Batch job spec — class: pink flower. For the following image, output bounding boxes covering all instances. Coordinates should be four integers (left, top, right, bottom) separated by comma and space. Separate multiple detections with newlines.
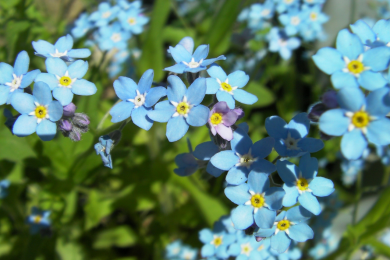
208, 102, 243, 141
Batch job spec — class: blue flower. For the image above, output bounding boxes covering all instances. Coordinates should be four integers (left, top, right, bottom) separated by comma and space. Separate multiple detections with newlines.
319, 87, 390, 159
350, 19, 390, 48
270, 244, 302, 260
278, 8, 306, 36
118, 0, 142, 10
179, 246, 198, 260
0, 180, 10, 199
32, 34, 91, 62
71, 13, 93, 38
210, 128, 276, 185
240, 1, 275, 32
95, 22, 131, 51
225, 170, 285, 230
308, 243, 331, 259
26, 207, 51, 234
254, 206, 313, 254
205, 65, 258, 109
11, 82, 63, 141
118, 5, 149, 34
165, 240, 183, 259
174, 139, 199, 177
265, 112, 324, 158
228, 233, 271, 260
267, 28, 301, 60
94, 135, 114, 169
88, 2, 120, 27
164, 37, 226, 74
35, 58, 97, 106
0, 51, 40, 105
193, 141, 225, 177
304, 0, 325, 4
199, 228, 235, 259
312, 28, 390, 90
110, 69, 166, 130
276, 154, 334, 215
275, 0, 299, 14
147, 76, 209, 142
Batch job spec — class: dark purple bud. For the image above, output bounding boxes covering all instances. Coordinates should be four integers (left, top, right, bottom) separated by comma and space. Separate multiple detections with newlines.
63, 103, 77, 117
69, 129, 81, 142
321, 90, 338, 108
255, 237, 264, 242
73, 113, 90, 127
59, 119, 72, 132
233, 108, 245, 120
308, 102, 327, 123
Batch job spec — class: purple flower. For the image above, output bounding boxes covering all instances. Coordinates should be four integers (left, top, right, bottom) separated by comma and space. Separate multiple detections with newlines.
208, 102, 239, 141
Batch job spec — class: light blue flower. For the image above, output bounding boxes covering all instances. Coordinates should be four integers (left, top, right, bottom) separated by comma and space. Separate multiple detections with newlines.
118, 0, 142, 10
110, 69, 166, 130
193, 141, 225, 177
0, 51, 40, 105
265, 112, 324, 158
11, 82, 63, 141
118, 5, 149, 34
179, 246, 198, 260
205, 65, 258, 109
312, 28, 390, 90
350, 19, 390, 48
304, 0, 325, 4
308, 243, 331, 259
319, 87, 390, 160
199, 228, 235, 259
32, 34, 91, 62
26, 207, 51, 234
0, 180, 10, 199
275, 0, 299, 14
95, 22, 132, 51
228, 233, 271, 260
94, 135, 114, 169
165, 240, 183, 259
210, 128, 276, 185
71, 13, 93, 38
269, 244, 302, 260
279, 8, 306, 36
35, 57, 97, 106
147, 76, 209, 142
164, 37, 226, 74
254, 206, 313, 254
88, 2, 120, 27
225, 170, 285, 230
267, 28, 301, 60
241, 1, 275, 31
276, 154, 334, 215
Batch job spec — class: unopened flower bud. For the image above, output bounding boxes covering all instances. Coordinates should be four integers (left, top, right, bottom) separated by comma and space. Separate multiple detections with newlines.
73, 113, 90, 127
63, 103, 77, 117
308, 102, 327, 123
58, 119, 72, 132
321, 90, 338, 108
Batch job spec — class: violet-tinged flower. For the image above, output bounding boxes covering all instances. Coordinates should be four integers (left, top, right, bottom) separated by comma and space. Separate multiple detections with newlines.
208, 101, 239, 141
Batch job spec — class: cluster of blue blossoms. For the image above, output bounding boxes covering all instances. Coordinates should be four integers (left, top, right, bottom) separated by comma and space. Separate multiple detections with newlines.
238, 0, 329, 60
71, 0, 148, 78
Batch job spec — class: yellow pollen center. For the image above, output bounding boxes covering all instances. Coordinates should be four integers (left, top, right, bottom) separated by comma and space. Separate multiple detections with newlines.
352, 111, 370, 128
243, 246, 250, 253
60, 76, 72, 86
128, 17, 136, 25
347, 60, 364, 74
210, 113, 223, 125
258, 245, 264, 251
35, 106, 47, 119
296, 178, 309, 191
176, 102, 190, 115
221, 82, 233, 92
213, 237, 222, 247
277, 220, 291, 231
310, 12, 318, 20
33, 215, 42, 223
250, 194, 265, 208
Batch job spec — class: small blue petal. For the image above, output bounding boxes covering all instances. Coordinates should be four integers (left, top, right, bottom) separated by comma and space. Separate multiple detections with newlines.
48, 101, 63, 122
11, 93, 35, 114
186, 78, 206, 106
20, 69, 41, 89
276, 160, 298, 184
13, 51, 29, 76
138, 69, 153, 94
226, 166, 249, 185
207, 65, 227, 82
341, 128, 367, 160
312, 47, 344, 75
366, 118, 390, 146
319, 109, 349, 136
362, 46, 390, 72
166, 116, 189, 142
265, 116, 288, 140
205, 78, 219, 94
358, 71, 387, 91
72, 79, 97, 96
288, 223, 314, 242
248, 171, 269, 194
216, 91, 235, 109
288, 113, 310, 138
132, 106, 153, 130
193, 141, 219, 160
298, 138, 324, 153
231, 205, 254, 230
233, 89, 258, 105
36, 120, 57, 141
35, 73, 58, 90
0, 63, 14, 84
271, 231, 291, 253
110, 101, 134, 123
228, 70, 249, 88
193, 45, 209, 61
144, 86, 167, 107
33, 81, 52, 105
210, 150, 238, 171
336, 29, 364, 60
338, 87, 365, 111
187, 105, 209, 127
54, 34, 73, 52
167, 75, 186, 103
68, 60, 88, 79
282, 184, 299, 207
68, 49, 91, 58
331, 71, 359, 89
53, 87, 74, 106
224, 183, 250, 205
12, 115, 37, 137
168, 45, 192, 64
309, 177, 334, 197
231, 128, 253, 155
164, 63, 187, 74
147, 100, 175, 122
45, 58, 67, 76
114, 76, 137, 100
298, 192, 321, 215
254, 207, 276, 229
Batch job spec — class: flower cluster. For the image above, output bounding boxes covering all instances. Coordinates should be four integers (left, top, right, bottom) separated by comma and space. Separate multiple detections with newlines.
238, 0, 329, 60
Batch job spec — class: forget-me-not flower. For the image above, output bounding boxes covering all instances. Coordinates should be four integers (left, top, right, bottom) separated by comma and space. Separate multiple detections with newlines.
118, 0, 142, 10
312, 28, 390, 90
11, 82, 63, 141
147, 75, 209, 142
206, 65, 258, 109
254, 206, 313, 254
96, 22, 131, 51
275, 0, 299, 14
319, 87, 390, 160
350, 19, 390, 48
32, 34, 91, 62
278, 8, 306, 36
26, 207, 51, 234
71, 13, 93, 38
0, 180, 10, 199
95, 135, 115, 169
110, 69, 167, 130
35, 57, 97, 106
210, 128, 276, 185
88, 2, 120, 27
265, 113, 324, 158
0, 51, 40, 105
165, 240, 183, 259
118, 5, 149, 34
225, 170, 285, 230
267, 28, 301, 60
228, 232, 271, 260
164, 37, 226, 74
276, 154, 334, 215
199, 228, 235, 259
208, 102, 240, 141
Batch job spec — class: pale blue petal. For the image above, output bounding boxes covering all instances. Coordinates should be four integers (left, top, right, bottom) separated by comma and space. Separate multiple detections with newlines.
166, 116, 189, 142
216, 91, 235, 109
54, 34, 73, 52
205, 78, 219, 94
298, 138, 324, 153
68, 60, 88, 79
366, 87, 390, 117
206, 162, 225, 177
36, 119, 57, 141
110, 101, 134, 123
228, 243, 241, 256
0, 85, 10, 105
201, 244, 215, 257
48, 101, 63, 122
227, 70, 249, 88
312, 47, 344, 75
350, 19, 376, 44
288, 223, 314, 242
13, 115, 37, 136
193, 141, 219, 160
276, 160, 298, 184
288, 113, 310, 138
6, 89, 22, 105
255, 207, 276, 229
187, 105, 209, 127
72, 79, 97, 96
309, 177, 334, 197
138, 69, 153, 94
68, 49, 91, 58
164, 63, 187, 74
282, 184, 299, 207
264, 187, 285, 210
299, 154, 318, 179
358, 71, 387, 91
11, 93, 35, 114
231, 205, 254, 230
286, 206, 312, 222
186, 78, 206, 105
168, 45, 192, 63
265, 116, 288, 139
210, 150, 238, 171
201, 55, 226, 66
113, 76, 137, 100
20, 69, 41, 89
53, 87, 74, 106
33, 81, 52, 105
34, 73, 58, 90
336, 29, 364, 60
207, 65, 227, 82
147, 100, 175, 122
167, 75, 186, 102
367, 118, 390, 146
251, 159, 276, 175
178, 36, 194, 54
362, 46, 390, 71
331, 71, 358, 89
224, 183, 250, 205
298, 192, 321, 215
144, 86, 167, 107
338, 86, 365, 111
226, 166, 249, 185
271, 231, 290, 253
319, 109, 349, 136
248, 171, 269, 194
32, 40, 55, 57
231, 127, 252, 155
341, 128, 367, 160
254, 227, 276, 238
45, 58, 67, 76
13, 51, 29, 76
233, 89, 258, 105
132, 106, 153, 130
374, 19, 390, 42
193, 45, 209, 61
0, 63, 14, 84
199, 228, 213, 243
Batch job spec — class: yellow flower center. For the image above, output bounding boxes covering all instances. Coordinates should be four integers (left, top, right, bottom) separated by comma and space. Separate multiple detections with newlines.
352, 111, 370, 128
35, 106, 47, 119
210, 112, 223, 125
176, 102, 190, 115
128, 17, 136, 25
347, 60, 364, 74
60, 76, 72, 86
250, 194, 265, 208
310, 12, 318, 21
258, 245, 264, 251
277, 220, 291, 231
212, 236, 223, 247
33, 215, 42, 224
221, 82, 233, 92
296, 178, 309, 191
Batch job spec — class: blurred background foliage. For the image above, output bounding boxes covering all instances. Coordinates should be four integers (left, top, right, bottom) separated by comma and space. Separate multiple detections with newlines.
0, 0, 389, 259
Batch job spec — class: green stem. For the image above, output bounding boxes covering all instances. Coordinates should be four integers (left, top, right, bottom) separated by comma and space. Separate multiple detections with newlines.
96, 99, 121, 131
170, 0, 190, 32
272, 156, 282, 164
350, 0, 356, 24
352, 170, 363, 224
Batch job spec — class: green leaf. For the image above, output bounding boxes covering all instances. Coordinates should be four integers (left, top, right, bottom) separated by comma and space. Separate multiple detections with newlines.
245, 81, 275, 108
84, 190, 114, 230
56, 238, 85, 260
93, 226, 137, 249
0, 129, 35, 162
